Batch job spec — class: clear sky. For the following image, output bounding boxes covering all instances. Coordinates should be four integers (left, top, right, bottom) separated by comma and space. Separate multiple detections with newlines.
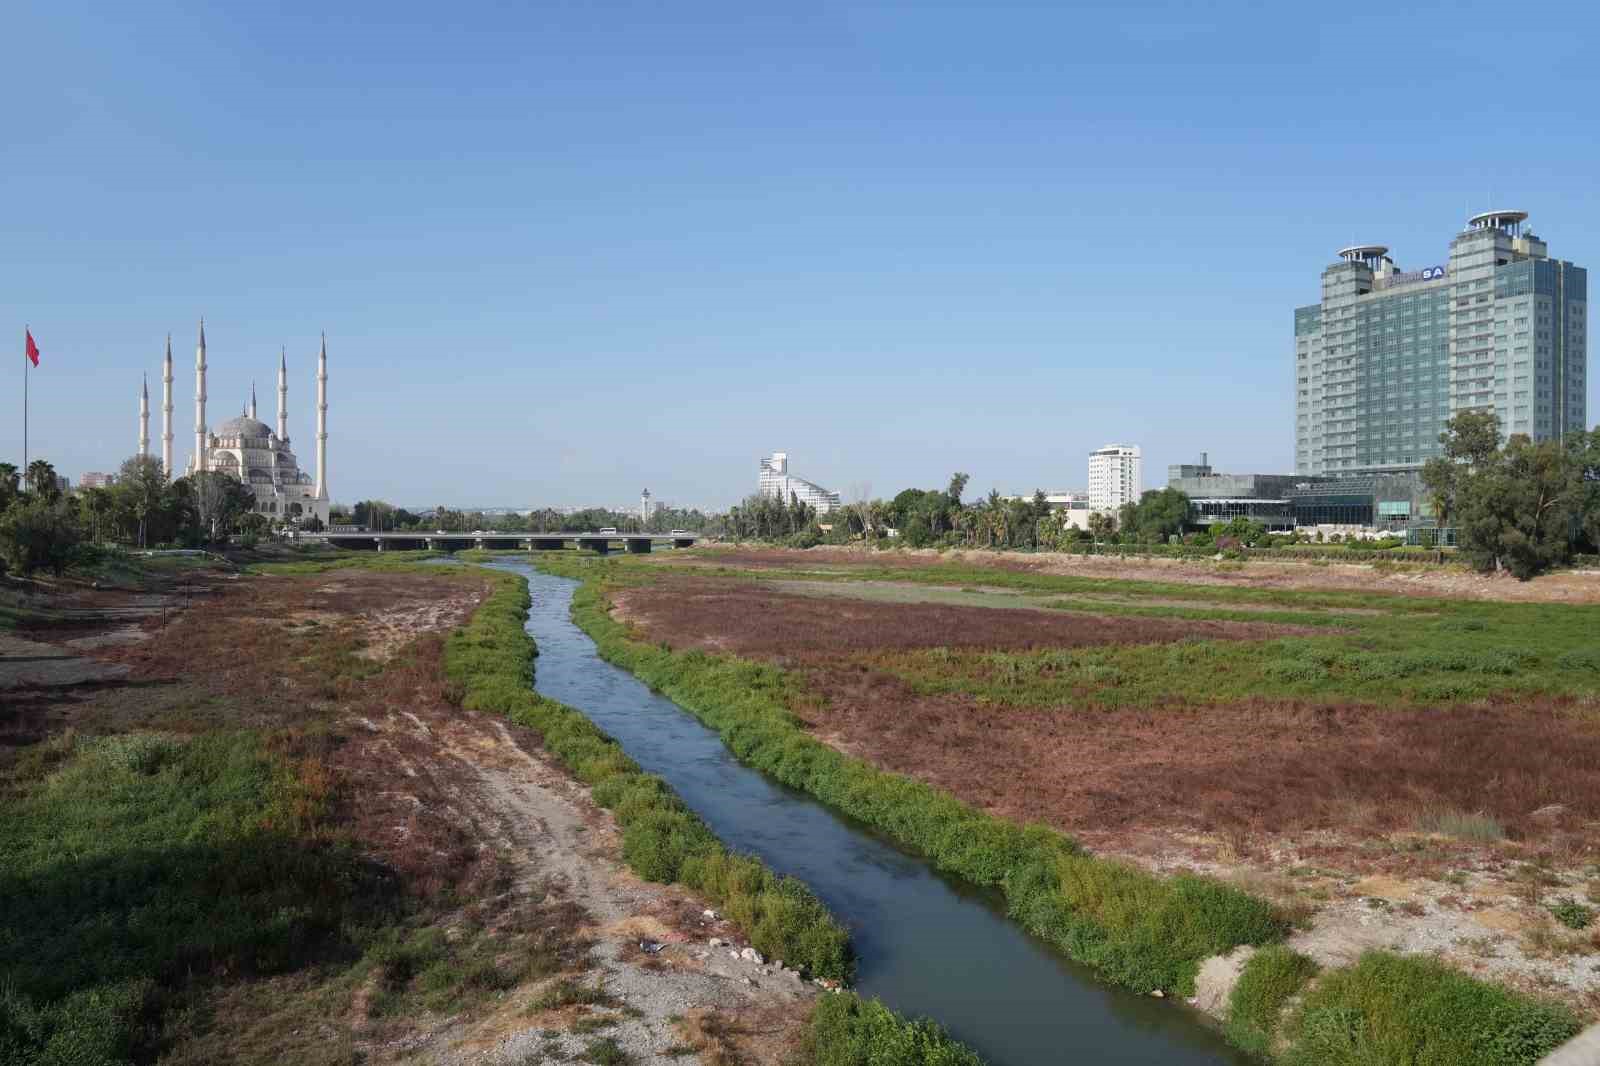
4, 1, 1596, 510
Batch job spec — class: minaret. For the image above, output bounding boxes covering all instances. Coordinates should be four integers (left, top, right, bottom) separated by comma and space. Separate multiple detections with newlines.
162, 334, 174, 476
194, 319, 208, 473
315, 332, 328, 499
276, 347, 288, 442
139, 375, 150, 458
249, 381, 257, 421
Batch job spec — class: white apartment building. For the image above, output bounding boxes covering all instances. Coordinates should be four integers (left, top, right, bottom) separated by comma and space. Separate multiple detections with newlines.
758, 452, 840, 514
1088, 444, 1142, 511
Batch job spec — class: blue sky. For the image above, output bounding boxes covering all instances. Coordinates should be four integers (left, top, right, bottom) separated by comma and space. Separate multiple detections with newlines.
4, 1, 1596, 509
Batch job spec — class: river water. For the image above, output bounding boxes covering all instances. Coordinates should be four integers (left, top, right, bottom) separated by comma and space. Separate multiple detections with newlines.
501, 563, 1253, 1066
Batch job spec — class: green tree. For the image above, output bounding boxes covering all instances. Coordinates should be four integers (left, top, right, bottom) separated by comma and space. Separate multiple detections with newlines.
0, 496, 81, 575
1422, 410, 1503, 528
0, 462, 20, 513
183, 470, 256, 543
1214, 515, 1267, 547
77, 486, 115, 544
1455, 434, 1577, 579
25, 459, 60, 501
114, 455, 172, 548
948, 471, 970, 505
1570, 427, 1600, 553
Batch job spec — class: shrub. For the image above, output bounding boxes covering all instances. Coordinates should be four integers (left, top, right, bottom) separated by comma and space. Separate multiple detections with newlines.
1227, 946, 1318, 1056
806, 992, 985, 1066
1414, 808, 1505, 843
1547, 899, 1595, 930
1280, 951, 1579, 1066
0, 497, 82, 576
444, 571, 851, 981
1556, 648, 1600, 673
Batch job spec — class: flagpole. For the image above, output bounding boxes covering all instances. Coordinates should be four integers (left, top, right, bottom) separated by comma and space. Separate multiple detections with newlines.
22, 324, 28, 491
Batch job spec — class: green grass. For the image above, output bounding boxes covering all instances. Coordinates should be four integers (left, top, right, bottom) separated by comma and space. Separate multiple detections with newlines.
537, 555, 1286, 997
1546, 899, 1595, 931
442, 568, 853, 981
806, 992, 987, 1066
0, 731, 393, 1065
872, 614, 1590, 711
1279, 951, 1579, 1066
580, 1036, 632, 1064
1413, 808, 1506, 843
529, 978, 617, 1011
587, 554, 1600, 711
1226, 946, 1319, 1057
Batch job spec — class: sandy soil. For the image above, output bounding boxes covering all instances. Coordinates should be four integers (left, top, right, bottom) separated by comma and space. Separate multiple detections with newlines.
352, 686, 817, 1065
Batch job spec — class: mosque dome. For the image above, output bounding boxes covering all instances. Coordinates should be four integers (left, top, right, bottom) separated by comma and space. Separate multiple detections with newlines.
216, 415, 272, 439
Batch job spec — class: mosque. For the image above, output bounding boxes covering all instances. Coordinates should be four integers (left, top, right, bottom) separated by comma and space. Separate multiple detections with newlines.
139, 321, 330, 526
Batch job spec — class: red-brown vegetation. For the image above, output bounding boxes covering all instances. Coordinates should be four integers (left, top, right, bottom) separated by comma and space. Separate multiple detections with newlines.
802, 663, 1600, 844
616, 577, 1600, 865
616, 578, 1298, 659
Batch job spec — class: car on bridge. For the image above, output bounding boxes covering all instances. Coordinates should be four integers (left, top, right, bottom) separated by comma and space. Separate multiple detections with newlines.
670, 529, 690, 536
598, 526, 618, 535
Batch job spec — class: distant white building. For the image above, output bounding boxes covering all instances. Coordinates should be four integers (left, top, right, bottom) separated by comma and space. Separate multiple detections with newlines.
1088, 444, 1142, 511
758, 452, 840, 514
1003, 490, 1094, 530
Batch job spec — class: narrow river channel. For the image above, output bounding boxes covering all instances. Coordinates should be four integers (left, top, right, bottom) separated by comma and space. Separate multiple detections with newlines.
501, 564, 1254, 1066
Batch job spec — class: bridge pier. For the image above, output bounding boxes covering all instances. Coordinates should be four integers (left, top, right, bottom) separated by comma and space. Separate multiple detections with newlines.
375, 538, 384, 552
626, 538, 652, 554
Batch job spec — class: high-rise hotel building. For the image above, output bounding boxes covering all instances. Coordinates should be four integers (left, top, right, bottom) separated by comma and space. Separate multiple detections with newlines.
1294, 211, 1586, 476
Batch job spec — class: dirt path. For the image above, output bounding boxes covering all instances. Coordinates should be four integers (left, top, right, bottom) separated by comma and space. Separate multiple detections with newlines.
0, 632, 131, 689
399, 708, 815, 1064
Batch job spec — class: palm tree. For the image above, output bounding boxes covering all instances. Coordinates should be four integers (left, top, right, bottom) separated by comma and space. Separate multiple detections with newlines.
26, 459, 58, 499
0, 462, 18, 511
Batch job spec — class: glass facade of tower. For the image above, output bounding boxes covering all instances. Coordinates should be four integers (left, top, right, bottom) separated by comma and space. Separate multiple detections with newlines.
1295, 214, 1586, 476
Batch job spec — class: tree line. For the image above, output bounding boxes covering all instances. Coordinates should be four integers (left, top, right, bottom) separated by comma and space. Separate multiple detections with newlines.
328, 502, 715, 535
0, 455, 268, 576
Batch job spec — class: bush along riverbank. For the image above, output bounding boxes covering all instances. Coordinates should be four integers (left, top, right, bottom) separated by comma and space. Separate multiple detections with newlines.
446, 565, 995, 1063
540, 555, 1583, 1065
443, 567, 852, 981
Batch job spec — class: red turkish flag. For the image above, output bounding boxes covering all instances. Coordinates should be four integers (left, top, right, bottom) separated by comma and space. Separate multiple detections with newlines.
25, 329, 39, 367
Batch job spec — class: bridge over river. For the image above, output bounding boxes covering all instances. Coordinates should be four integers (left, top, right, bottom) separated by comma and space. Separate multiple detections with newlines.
302, 531, 699, 554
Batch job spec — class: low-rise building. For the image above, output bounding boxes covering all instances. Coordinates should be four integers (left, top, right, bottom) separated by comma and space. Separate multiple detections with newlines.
1002, 491, 1096, 530
79, 471, 117, 489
